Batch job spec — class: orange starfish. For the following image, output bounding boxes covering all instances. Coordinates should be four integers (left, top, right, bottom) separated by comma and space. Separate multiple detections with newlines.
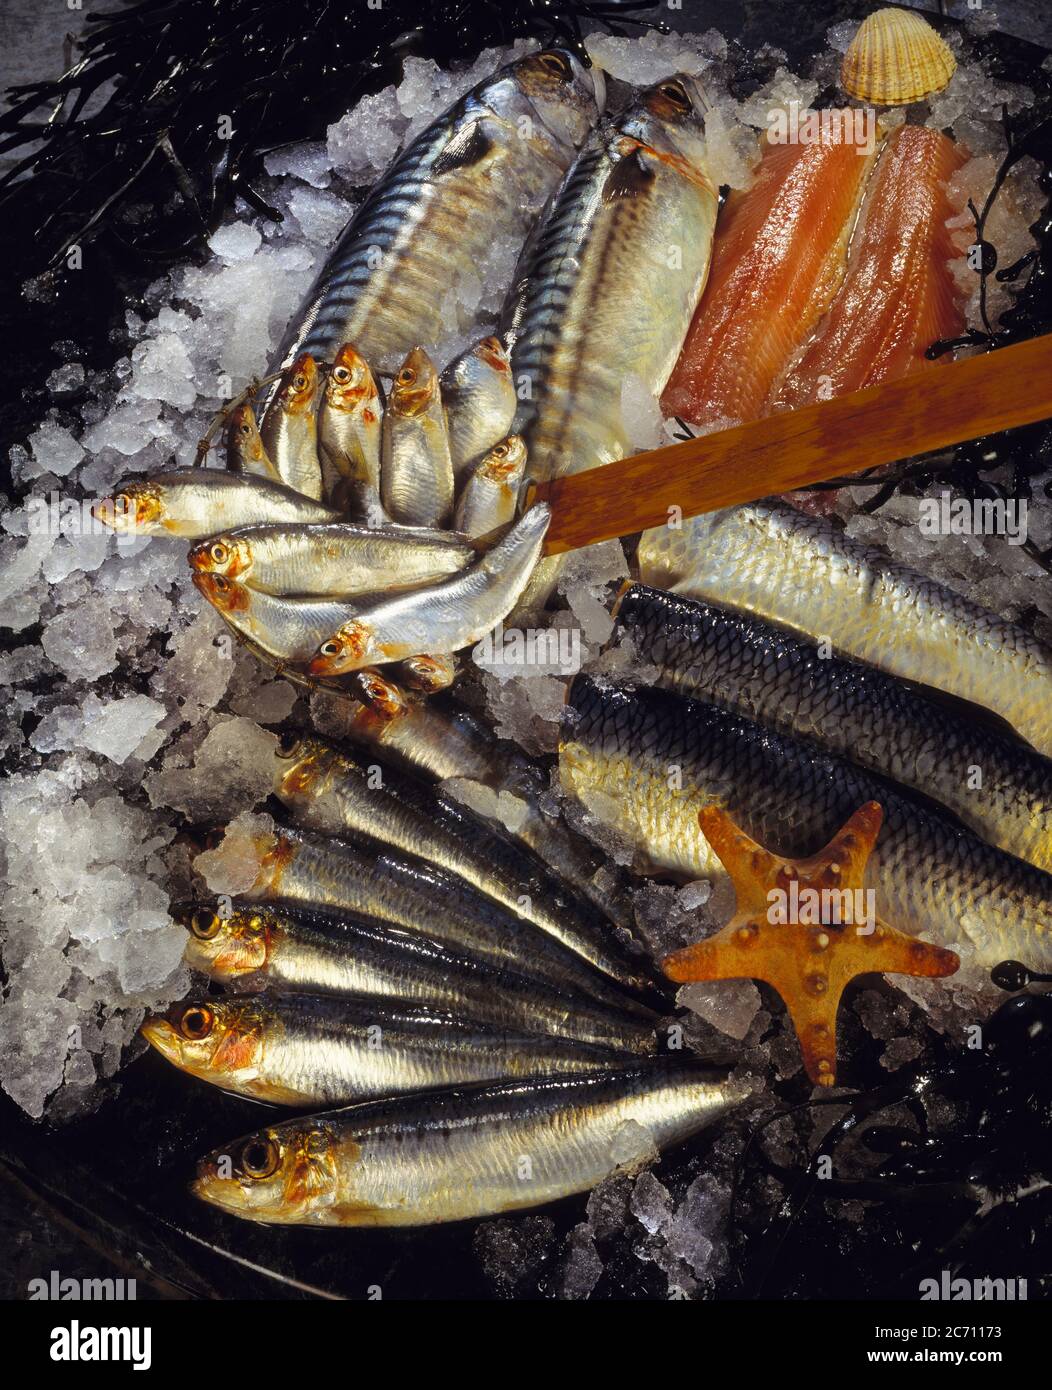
662, 801, 960, 1087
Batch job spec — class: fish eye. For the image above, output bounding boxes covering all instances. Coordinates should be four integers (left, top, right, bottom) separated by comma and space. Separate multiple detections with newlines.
210, 542, 228, 564
493, 443, 509, 457
397, 367, 416, 387
277, 730, 302, 757
191, 911, 222, 940
319, 640, 342, 658
658, 80, 691, 110
293, 374, 308, 391
179, 1004, 214, 1040
239, 1136, 280, 1180
333, 365, 351, 384
539, 51, 572, 79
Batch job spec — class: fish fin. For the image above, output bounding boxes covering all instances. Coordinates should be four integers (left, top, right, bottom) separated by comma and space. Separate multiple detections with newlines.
433, 119, 497, 177
603, 149, 657, 203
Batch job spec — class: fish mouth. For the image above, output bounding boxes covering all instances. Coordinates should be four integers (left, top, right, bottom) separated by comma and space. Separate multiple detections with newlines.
356, 671, 407, 718
191, 1166, 251, 1216
477, 338, 510, 374
140, 1015, 184, 1065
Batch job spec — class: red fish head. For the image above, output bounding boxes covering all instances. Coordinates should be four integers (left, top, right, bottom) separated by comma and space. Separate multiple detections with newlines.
193, 571, 251, 614
281, 354, 319, 415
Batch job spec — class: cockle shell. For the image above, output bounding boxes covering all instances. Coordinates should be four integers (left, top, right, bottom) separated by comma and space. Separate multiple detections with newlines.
840, 8, 956, 107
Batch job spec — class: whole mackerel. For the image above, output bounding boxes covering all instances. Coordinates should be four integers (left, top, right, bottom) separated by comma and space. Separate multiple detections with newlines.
501, 74, 719, 606
268, 49, 604, 389
637, 498, 1052, 757
192, 1060, 748, 1226
615, 583, 1052, 873
561, 677, 1052, 972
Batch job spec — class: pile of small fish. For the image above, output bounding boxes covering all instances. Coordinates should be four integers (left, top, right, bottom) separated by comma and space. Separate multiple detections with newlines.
96, 334, 548, 700
143, 731, 748, 1225
83, 44, 764, 1232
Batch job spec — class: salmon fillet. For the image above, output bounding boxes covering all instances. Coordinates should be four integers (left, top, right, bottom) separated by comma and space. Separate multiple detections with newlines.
768, 124, 969, 412
661, 115, 879, 428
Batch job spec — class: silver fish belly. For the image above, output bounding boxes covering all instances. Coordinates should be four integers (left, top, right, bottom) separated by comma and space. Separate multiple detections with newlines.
188, 521, 475, 598
192, 1060, 747, 1226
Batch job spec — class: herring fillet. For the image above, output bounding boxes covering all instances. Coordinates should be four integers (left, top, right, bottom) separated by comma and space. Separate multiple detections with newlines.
662, 117, 879, 427
266, 49, 604, 388
637, 498, 1052, 758
560, 677, 1052, 971
615, 583, 1052, 873
144, 991, 627, 1107
178, 901, 658, 1052
192, 1061, 746, 1226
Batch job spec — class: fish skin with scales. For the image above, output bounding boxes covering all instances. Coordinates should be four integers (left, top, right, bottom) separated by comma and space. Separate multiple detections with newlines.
187, 520, 475, 598
238, 822, 651, 1014
500, 72, 719, 607
143, 991, 630, 1107
307, 502, 549, 674
93, 470, 338, 539
560, 676, 1052, 972
266, 49, 605, 391
637, 498, 1052, 758
269, 731, 657, 995
614, 583, 1052, 875
191, 1060, 748, 1227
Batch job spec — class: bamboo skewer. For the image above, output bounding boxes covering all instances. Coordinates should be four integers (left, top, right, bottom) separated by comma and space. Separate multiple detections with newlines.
529, 333, 1052, 556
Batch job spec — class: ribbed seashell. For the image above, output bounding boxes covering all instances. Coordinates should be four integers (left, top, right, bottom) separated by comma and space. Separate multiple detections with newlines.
840, 8, 956, 106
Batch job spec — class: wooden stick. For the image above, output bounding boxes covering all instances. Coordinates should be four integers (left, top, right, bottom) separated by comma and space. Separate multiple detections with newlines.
530, 334, 1052, 556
